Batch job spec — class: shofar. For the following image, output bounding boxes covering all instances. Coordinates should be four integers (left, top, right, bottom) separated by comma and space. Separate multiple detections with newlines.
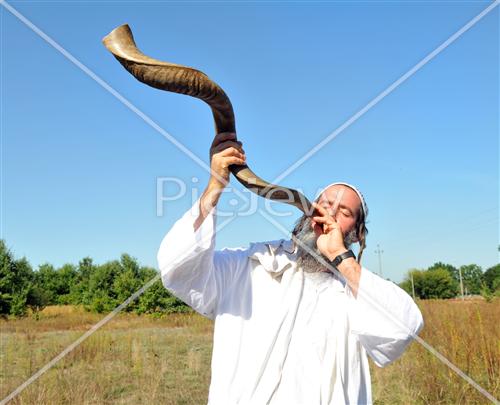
102, 24, 312, 214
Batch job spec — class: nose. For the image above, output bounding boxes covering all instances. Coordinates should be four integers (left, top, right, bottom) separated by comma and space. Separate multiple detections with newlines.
327, 205, 339, 221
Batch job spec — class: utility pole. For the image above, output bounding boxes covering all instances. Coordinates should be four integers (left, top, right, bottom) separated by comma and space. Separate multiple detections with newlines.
374, 244, 384, 278
458, 266, 465, 301
410, 272, 416, 300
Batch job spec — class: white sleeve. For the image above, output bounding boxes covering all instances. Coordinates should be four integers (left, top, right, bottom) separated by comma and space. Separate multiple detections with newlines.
157, 198, 219, 319
346, 267, 424, 367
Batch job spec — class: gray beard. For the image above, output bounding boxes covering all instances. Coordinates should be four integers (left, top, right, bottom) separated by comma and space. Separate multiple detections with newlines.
292, 214, 357, 273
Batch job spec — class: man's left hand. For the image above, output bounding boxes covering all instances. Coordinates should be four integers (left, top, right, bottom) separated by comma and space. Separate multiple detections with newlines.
311, 202, 348, 261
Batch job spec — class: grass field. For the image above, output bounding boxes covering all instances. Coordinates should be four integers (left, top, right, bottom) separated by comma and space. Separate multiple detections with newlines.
1, 299, 499, 405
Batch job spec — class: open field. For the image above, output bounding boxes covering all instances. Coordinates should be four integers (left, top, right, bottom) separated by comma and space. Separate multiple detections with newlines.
1, 300, 499, 405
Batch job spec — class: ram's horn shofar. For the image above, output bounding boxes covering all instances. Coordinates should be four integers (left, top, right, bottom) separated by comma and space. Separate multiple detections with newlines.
102, 24, 312, 214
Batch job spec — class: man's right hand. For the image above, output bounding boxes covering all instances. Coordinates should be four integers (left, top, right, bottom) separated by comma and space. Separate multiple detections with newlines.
195, 132, 246, 231
208, 132, 246, 191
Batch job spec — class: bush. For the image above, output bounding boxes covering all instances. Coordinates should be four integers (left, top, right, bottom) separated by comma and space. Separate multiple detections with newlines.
483, 264, 500, 294
400, 265, 459, 299
0, 239, 190, 316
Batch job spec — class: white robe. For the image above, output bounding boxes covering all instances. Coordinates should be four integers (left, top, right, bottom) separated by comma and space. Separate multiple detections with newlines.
157, 199, 424, 405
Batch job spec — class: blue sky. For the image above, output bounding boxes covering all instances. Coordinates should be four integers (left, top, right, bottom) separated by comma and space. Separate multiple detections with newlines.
2, 1, 498, 282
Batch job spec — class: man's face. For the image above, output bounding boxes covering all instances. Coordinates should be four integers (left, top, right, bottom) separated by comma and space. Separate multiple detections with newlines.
293, 184, 363, 273
310, 185, 361, 239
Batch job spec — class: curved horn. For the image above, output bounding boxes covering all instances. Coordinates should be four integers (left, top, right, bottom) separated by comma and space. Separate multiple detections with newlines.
102, 24, 312, 214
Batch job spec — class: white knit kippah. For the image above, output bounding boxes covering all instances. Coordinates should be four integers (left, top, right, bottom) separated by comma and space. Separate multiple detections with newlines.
315, 182, 368, 218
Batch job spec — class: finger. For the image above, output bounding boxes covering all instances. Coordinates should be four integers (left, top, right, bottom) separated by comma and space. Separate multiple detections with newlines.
218, 147, 245, 160
219, 141, 243, 152
211, 132, 237, 148
312, 201, 327, 212
324, 223, 340, 233
312, 215, 333, 224
310, 219, 321, 232
312, 202, 331, 218
313, 213, 338, 223
212, 141, 244, 155
222, 156, 246, 168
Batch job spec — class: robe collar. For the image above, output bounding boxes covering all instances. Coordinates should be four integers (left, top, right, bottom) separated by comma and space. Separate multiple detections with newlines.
248, 238, 346, 290
248, 238, 297, 278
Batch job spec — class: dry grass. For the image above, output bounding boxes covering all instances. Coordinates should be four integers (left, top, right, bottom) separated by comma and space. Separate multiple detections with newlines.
1, 300, 499, 404
371, 298, 499, 405
1, 307, 213, 405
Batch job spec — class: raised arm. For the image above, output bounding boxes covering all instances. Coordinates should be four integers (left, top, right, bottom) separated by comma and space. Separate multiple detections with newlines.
157, 132, 246, 318
194, 132, 246, 231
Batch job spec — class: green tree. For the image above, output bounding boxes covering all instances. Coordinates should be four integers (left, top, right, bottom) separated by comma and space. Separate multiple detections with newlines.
427, 262, 459, 282
67, 257, 95, 305
1, 240, 190, 316
56, 264, 79, 304
0, 240, 16, 314
137, 272, 189, 314
0, 241, 39, 316
399, 267, 458, 299
459, 264, 483, 295
113, 255, 142, 310
26, 284, 50, 315
420, 268, 458, 299
483, 264, 500, 293
399, 268, 420, 298
84, 260, 122, 312
34, 264, 58, 304
34, 263, 78, 305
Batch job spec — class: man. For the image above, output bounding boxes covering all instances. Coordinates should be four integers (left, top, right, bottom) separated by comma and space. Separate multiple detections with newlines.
157, 132, 424, 405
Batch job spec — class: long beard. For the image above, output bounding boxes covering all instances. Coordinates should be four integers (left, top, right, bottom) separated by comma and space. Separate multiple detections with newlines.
292, 214, 357, 273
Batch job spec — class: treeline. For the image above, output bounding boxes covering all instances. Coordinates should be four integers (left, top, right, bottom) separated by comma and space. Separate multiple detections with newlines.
2, 239, 499, 317
399, 262, 500, 300
0, 240, 189, 317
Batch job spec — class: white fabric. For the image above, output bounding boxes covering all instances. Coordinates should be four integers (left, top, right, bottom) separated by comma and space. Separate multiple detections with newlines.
157, 199, 424, 405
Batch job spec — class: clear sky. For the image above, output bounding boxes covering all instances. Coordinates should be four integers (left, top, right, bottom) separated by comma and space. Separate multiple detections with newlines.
2, 0, 498, 282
